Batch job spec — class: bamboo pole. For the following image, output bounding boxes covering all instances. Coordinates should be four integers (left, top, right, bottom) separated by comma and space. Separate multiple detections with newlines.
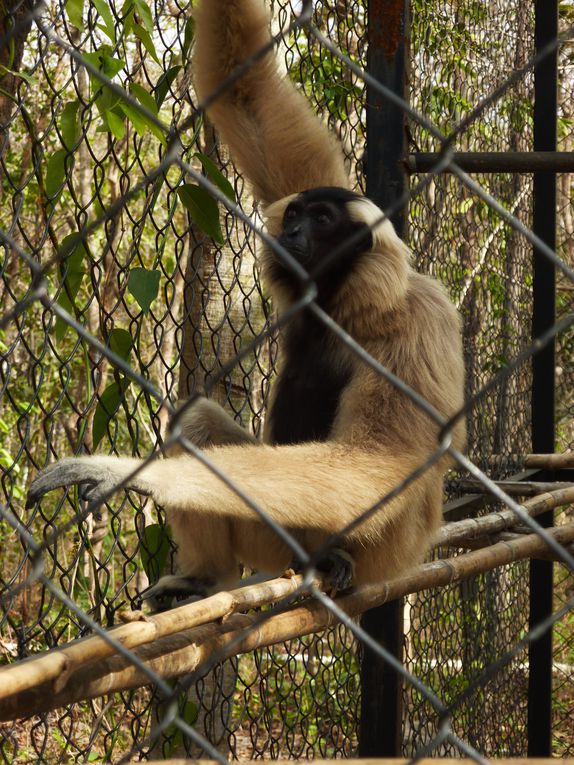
1, 523, 572, 722
0, 572, 322, 700
457, 479, 574, 496
488, 452, 574, 470
434, 486, 574, 548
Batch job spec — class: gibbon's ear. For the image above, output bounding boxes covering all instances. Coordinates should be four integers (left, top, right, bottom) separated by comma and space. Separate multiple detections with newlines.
193, 0, 350, 204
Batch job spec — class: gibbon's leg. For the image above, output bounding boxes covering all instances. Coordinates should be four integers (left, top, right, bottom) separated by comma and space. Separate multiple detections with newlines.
27, 446, 440, 586
193, 0, 350, 204
154, 398, 259, 606
167, 398, 258, 454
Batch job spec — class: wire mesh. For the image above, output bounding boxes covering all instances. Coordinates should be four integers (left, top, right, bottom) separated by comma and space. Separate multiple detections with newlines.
0, 0, 572, 762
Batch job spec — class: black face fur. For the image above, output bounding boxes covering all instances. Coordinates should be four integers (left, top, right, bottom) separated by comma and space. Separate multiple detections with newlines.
269, 187, 373, 304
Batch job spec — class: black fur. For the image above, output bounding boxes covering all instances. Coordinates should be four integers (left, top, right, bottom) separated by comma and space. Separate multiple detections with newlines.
267, 189, 373, 445
268, 313, 352, 445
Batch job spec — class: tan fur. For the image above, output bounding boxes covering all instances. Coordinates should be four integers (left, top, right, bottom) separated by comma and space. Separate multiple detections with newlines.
28, 0, 466, 595
193, 0, 349, 204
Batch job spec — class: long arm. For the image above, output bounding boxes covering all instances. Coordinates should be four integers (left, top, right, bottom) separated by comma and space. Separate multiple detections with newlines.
193, 0, 350, 204
27, 445, 433, 545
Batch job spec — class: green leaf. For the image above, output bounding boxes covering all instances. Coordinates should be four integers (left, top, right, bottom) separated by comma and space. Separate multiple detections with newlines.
83, 48, 125, 82
55, 233, 87, 341
55, 292, 74, 341
134, 0, 154, 33
130, 82, 158, 116
93, 379, 130, 448
119, 100, 166, 144
182, 15, 195, 62
60, 101, 81, 150
132, 22, 160, 65
195, 153, 236, 202
154, 65, 180, 108
45, 149, 68, 204
177, 184, 224, 245
92, 0, 116, 42
108, 327, 133, 361
66, 0, 84, 29
59, 233, 88, 298
140, 523, 171, 584
0, 64, 36, 86
104, 108, 126, 139
128, 267, 160, 313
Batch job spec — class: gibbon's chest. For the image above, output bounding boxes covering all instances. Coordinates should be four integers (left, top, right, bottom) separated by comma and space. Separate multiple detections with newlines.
267, 319, 352, 445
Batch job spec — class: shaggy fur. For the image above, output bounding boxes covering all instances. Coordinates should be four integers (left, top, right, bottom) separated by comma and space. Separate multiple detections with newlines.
27, 0, 466, 597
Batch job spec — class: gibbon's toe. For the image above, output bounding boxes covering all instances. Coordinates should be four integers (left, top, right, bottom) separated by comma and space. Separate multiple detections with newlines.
290, 548, 355, 592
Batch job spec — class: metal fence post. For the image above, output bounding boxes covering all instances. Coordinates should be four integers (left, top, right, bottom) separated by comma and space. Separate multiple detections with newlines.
359, 0, 409, 756
528, 0, 558, 756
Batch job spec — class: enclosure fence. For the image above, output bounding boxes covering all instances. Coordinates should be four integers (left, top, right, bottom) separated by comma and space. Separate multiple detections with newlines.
0, 0, 573, 762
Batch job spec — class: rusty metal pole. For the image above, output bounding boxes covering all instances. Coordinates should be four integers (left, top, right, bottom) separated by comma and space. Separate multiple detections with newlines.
359, 0, 409, 756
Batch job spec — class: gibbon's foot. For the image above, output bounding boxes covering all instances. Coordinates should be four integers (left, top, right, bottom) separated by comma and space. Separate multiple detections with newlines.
141, 574, 216, 612
291, 548, 355, 592
26, 458, 150, 509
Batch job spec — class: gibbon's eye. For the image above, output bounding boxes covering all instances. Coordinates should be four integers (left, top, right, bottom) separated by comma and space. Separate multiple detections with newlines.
284, 206, 298, 221
314, 209, 334, 226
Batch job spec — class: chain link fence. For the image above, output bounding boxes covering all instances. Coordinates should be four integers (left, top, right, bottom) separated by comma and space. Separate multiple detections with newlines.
0, 0, 573, 762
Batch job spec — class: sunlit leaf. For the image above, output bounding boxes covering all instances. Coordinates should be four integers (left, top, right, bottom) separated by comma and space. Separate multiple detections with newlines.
130, 82, 158, 116
132, 22, 160, 65
92, 0, 116, 42
133, 0, 154, 31
66, 0, 84, 30
104, 107, 126, 139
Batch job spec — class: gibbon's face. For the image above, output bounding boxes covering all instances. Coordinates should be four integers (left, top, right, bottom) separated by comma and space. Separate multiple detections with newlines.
274, 187, 373, 298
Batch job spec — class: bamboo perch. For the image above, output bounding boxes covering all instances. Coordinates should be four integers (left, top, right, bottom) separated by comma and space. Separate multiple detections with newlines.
9, 484, 571, 703
1, 485, 571, 707
489, 452, 574, 470
0, 572, 323, 701
457, 479, 574, 496
1, 523, 573, 722
434, 485, 574, 549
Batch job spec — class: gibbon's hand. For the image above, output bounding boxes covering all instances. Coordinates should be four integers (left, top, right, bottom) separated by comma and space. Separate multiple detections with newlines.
26, 457, 151, 508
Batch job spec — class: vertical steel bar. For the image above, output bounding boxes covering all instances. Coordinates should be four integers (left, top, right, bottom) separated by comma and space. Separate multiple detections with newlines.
359, 0, 409, 756
528, 0, 557, 756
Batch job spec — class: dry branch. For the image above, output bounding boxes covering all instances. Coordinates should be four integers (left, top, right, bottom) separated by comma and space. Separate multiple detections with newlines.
1, 523, 573, 722
435, 486, 574, 548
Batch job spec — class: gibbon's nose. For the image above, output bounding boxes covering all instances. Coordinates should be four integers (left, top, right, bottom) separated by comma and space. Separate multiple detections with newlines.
283, 225, 307, 255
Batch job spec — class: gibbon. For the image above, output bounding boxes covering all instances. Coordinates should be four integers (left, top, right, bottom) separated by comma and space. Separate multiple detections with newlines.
27, 0, 465, 604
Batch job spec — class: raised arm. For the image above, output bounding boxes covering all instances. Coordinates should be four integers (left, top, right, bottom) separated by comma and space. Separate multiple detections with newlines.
193, 0, 350, 204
